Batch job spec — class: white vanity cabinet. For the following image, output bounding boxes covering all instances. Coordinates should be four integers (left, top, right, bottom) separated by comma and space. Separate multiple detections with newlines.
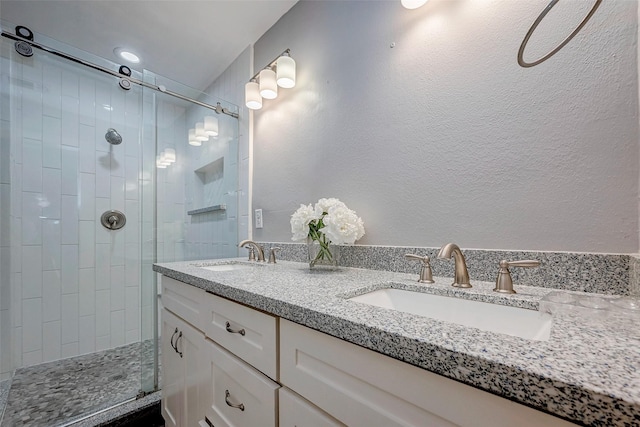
161, 275, 578, 427
161, 276, 280, 427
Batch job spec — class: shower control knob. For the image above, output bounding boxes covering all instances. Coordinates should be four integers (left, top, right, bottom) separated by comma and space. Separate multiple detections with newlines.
101, 210, 126, 230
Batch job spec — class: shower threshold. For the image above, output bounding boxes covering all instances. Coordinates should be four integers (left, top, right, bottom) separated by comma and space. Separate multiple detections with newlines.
1, 341, 158, 427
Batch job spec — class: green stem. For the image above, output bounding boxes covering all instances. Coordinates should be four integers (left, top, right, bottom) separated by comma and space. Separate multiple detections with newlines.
309, 232, 333, 262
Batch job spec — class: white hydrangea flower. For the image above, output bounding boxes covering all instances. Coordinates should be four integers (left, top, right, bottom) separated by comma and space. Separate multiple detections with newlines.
314, 198, 346, 217
322, 205, 365, 245
290, 204, 318, 241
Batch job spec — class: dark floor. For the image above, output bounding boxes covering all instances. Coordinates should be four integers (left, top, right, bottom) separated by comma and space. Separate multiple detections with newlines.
102, 403, 164, 427
1, 342, 158, 427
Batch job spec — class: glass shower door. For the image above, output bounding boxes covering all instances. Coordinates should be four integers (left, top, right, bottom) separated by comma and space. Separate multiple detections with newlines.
140, 70, 240, 393
0, 26, 147, 426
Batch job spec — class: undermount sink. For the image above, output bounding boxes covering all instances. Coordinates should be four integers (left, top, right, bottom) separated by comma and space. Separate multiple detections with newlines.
349, 288, 552, 341
196, 262, 262, 272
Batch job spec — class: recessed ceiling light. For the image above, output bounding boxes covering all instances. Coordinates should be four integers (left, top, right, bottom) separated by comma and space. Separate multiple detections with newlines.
113, 47, 140, 64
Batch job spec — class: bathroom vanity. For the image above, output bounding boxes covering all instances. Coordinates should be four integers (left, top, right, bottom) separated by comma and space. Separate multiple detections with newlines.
154, 259, 640, 427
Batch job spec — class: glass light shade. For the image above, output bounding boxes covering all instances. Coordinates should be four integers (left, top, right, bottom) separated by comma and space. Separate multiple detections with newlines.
245, 81, 262, 110
156, 156, 167, 168
188, 129, 201, 146
204, 116, 219, 136
195, 122, 208, 141
164, 148, 176, 163
401, 0, 427, 9
259, 68, 278, 99
276, 55, 296, 88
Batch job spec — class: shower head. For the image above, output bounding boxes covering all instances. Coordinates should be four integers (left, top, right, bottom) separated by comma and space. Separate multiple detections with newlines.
105, 128, 122, 145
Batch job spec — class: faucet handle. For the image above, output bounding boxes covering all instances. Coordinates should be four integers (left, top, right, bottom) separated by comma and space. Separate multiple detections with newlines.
494, 259, 540, 294
404, 254, 435, 284
246, 247, 256, 262
268, 247, 281, 264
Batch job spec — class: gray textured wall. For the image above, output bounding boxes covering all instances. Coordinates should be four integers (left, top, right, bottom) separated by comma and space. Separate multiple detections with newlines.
252, 0, 639, 253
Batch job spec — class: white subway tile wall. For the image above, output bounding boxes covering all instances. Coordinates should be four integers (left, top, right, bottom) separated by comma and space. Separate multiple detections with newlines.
1, 52, 144, 374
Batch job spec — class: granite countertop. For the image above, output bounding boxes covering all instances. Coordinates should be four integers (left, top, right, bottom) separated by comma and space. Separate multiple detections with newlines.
153, 258, 640, 426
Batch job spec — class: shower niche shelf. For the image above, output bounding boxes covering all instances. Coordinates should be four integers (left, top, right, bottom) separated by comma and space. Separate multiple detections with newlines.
188, 205, 227, 216
189, 157, 226, 215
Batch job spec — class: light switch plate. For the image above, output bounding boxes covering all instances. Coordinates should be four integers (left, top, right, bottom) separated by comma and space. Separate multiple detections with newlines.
255, 209, 263, 229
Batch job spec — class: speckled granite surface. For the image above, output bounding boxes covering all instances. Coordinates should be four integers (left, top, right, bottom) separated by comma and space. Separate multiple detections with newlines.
154, 258, 640, 426
259, 242, 634, 295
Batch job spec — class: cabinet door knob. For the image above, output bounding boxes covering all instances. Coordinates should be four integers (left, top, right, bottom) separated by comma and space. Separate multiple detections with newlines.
225, 321, 246, 336
225, 389, 245, 411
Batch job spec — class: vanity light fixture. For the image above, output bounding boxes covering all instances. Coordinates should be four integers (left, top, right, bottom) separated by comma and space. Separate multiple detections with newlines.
188, 129, 201, 146
245, 79, 263, 110
401, 0, 428, 9
276, 53, 296, 88
204, 116, 219, 137
245, 48, 295, 110
259, 68, 278, 99
164, 148, 176, 163
156, 153, 169, 168
194, 122, 208, 142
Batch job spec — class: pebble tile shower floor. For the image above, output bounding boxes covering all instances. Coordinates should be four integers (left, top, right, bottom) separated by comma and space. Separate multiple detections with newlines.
0, 341, 157, 427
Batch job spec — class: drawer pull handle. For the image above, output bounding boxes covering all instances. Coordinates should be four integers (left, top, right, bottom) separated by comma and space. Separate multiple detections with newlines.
225, 321, 246, 336
225, 389, 245, 411
170, 327, 178, 351
176, 331, 183, 358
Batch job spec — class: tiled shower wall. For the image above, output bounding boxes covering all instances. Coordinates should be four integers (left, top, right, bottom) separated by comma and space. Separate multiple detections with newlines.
155, 97, 240, 263
196, 45, 251, 247
0, 48, 143, 376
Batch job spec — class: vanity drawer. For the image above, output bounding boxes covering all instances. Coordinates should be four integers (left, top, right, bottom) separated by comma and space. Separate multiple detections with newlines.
279, 387, 345, 427
201, 292, 278, 380
161, 276, 205, 330
203, 339, 280, 427
280, 319, 576, 427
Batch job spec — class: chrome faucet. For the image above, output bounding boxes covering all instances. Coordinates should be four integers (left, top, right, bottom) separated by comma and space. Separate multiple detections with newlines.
437, 243, 471, 288
238, 240, 265, 262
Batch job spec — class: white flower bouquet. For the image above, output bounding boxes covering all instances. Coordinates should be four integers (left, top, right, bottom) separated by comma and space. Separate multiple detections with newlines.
290, 198, 365, 267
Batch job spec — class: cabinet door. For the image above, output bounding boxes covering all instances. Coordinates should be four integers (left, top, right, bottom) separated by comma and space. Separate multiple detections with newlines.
162, 308, 207, 427
178, 313, 207, 427
161, 308, 184, 427
279, 387, 345, 427
202, 339, 280, 427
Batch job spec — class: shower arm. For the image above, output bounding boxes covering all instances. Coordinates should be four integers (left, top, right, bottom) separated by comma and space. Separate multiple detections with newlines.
0, 29, 239, 119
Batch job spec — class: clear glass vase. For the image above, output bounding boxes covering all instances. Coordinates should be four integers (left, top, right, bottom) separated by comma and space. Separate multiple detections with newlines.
307, 236, 340, 270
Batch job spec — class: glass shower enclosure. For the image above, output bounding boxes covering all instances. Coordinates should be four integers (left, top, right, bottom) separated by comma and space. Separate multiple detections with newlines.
0, 21, 240, 426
